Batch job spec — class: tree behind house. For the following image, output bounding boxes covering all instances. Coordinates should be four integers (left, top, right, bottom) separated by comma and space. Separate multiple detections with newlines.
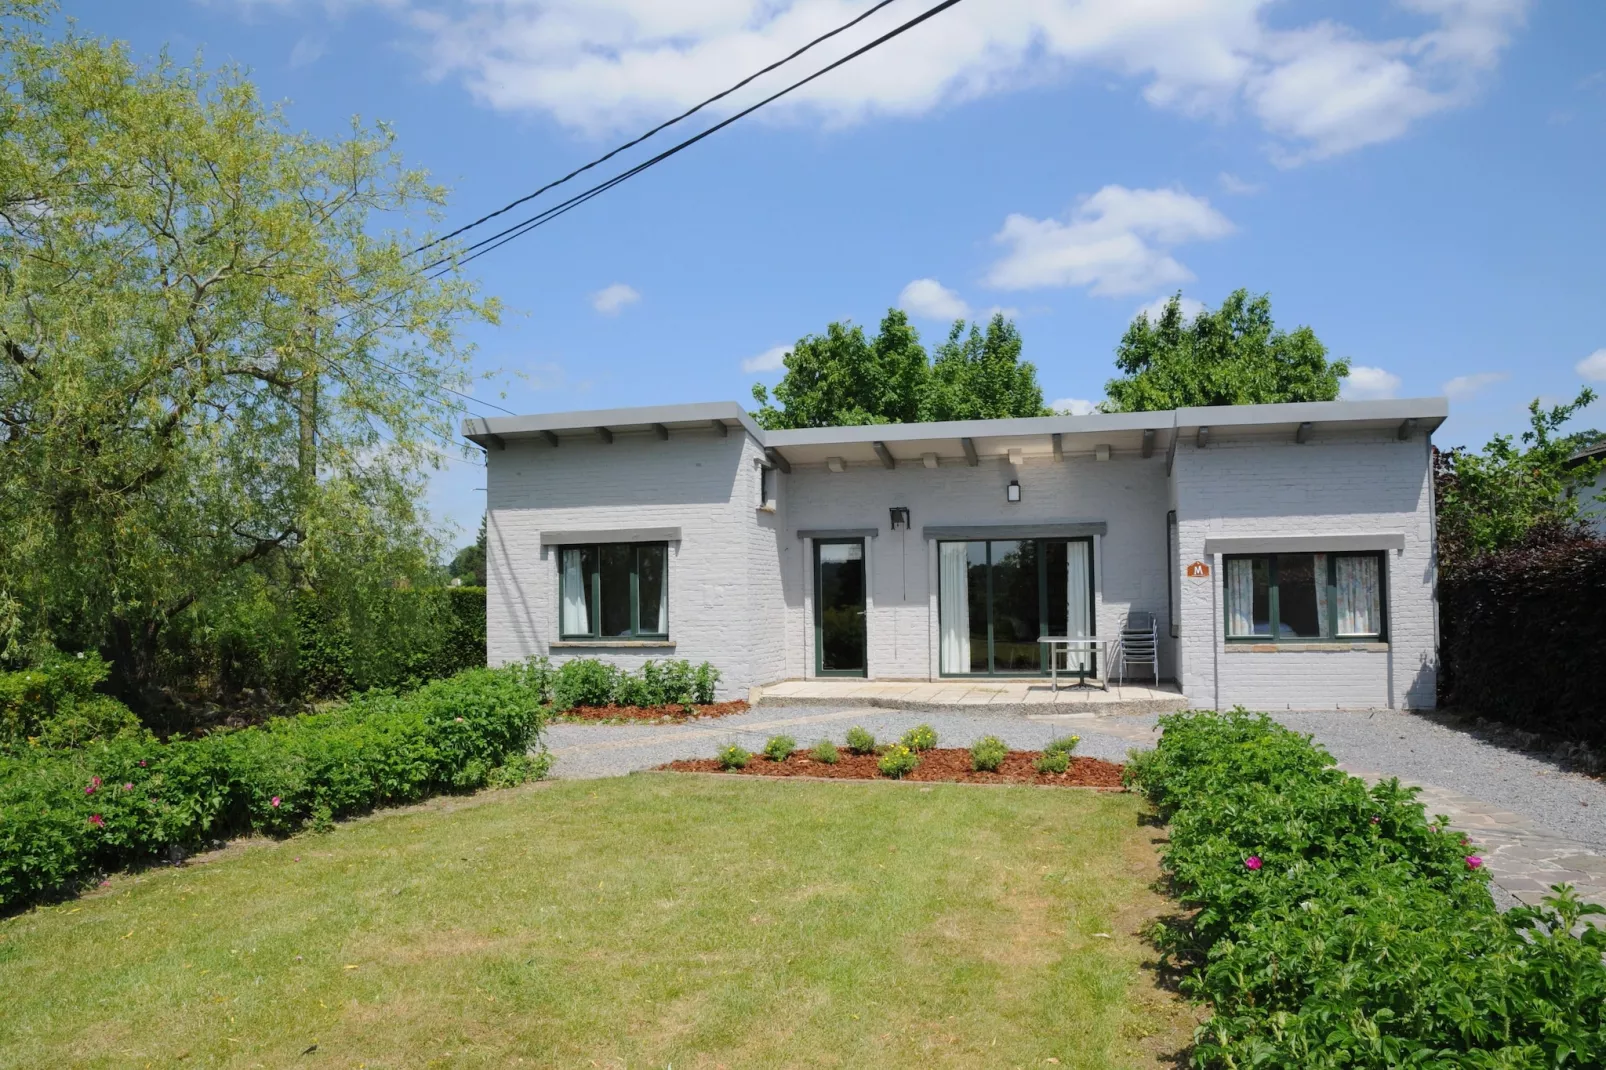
1103, 290, 1350, 412
750, 309, 1047, 429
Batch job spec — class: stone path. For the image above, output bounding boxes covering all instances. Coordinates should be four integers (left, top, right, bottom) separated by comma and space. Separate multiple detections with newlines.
1346, 771, 1606, 912
542, 706, 1606, 913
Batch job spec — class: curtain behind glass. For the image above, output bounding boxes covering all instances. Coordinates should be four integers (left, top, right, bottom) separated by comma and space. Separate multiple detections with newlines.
1226, 558, 1256, 636
938, 542, 971, 674
561, 548, 591, 635
1066, 540, 1092, 672
1335, 555, 1381, 635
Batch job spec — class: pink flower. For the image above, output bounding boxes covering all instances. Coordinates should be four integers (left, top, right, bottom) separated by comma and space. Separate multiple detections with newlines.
1466, 856, 1483, 869
84, 783, 96, 795
88, 814, 104, 828
137, 760, 147, 767
1244, 856, 1262, 871
454, 717, 464, 723
91, 776, 101, 787
122, 783, 133, 791
270, 796, 281, 808
1370, 816, 1380, 825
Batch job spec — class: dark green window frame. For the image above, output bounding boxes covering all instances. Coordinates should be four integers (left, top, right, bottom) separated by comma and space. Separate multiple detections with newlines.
936, 536, 1096, 677
557, 542, 670, 640
1222, 551, 1387, 643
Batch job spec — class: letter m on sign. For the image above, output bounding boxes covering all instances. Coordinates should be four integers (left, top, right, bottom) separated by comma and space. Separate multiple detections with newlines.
1185, 561, 1211, 579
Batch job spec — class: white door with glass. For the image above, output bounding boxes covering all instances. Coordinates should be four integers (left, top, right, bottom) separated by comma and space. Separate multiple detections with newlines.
938, 537, 1093, 675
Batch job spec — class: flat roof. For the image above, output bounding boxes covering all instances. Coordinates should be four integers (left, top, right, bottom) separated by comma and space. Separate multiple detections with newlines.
463, 397, 1448, 466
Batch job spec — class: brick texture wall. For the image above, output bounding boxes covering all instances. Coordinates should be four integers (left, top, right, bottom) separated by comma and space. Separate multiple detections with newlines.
1171, 429, 1438, 710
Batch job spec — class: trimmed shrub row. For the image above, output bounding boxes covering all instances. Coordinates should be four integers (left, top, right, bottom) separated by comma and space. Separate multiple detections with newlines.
1126, 710, 1606, 1067
1440, 532, 1606, 745
0, 664, 549, 912
293, 585, 488, 698
537, 658, 720, 711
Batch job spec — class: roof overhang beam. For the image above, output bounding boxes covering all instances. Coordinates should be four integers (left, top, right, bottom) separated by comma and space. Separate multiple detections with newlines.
960, 437, 979, 467
872, 441, 896, 470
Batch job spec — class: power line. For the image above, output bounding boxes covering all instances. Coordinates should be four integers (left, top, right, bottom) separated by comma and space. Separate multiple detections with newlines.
410, 0, 905, 258
422, 0, 969, 274
345, 350, 519, 417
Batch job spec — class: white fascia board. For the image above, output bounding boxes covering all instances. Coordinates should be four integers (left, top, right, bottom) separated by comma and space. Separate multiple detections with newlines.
762, 410, 1173, 449
462, 401, 763, 445
1174, 397, 1448, 431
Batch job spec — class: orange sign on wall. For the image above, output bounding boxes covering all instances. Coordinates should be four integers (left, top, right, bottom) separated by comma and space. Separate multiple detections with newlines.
1185, 561, 1211, 578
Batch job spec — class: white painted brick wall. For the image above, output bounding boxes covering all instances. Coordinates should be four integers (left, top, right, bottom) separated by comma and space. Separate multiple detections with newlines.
485, 420, 1440, 709
1171, 429, 1438, 710
484, 428, 785, 700
781, 453, 1175, 680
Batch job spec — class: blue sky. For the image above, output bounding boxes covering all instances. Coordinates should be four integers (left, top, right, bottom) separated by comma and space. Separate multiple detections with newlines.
68, 1, 1606, 549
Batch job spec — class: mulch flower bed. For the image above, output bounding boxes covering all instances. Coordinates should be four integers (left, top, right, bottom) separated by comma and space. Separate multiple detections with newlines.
552, 700, 749, 724
660, 748, 1126, 788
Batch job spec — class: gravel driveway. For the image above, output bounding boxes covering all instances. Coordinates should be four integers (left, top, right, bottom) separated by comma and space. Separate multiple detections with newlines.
542, 705, 1140, 781
543, 704, 1606, 852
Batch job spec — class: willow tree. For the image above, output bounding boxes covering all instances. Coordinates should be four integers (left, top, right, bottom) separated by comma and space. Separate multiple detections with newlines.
0, 13, 497, 702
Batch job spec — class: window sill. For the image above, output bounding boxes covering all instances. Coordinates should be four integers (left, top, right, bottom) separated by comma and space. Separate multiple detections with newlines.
552, 640, 676, 649
757, 503, 777, 514
1225, 642, 1388, 653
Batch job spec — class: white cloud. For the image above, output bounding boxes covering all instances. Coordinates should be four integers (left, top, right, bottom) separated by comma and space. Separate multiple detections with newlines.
289, 34, 327, 68
1577, 348, 1606, 382
1442, 371, 1508, 398
366, 0, 1528, 162
985, 186, 1233, 296
1135, 294, 1207, 323
742, 344, 790, 374
1050, 397, 1099, 415
590, 282, 640, 316
1342, 365, 1402, 400
897, 278, 970, 320
1218, 172, 1263, 195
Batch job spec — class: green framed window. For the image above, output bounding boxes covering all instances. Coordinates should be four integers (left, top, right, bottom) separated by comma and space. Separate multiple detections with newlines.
558, 542, 668, 639
1223, 551, 1386, 642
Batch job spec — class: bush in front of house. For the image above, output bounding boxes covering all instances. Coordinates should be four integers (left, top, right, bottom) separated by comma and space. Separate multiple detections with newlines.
844, 727, 875, 755
1045, 735, 1080, 757
877, 744, 919, 780
762, 736, 795, 761
548, 658, 722, 711
0, 665, 549, 912
970, 736, 1007, 772
1124, 709, 1606, 1067
900, 724, 938, 752
717, 744, 750, 771
810, 740, 839, 764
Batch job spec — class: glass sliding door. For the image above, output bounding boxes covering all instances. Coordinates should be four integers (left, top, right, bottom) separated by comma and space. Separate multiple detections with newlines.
939, 537, 1094, 676
990, 540, 1041, 672
814, 539, 867, 677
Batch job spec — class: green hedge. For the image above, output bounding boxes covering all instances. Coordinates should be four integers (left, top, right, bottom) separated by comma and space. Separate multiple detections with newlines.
0, 651, 142, 749
1126, 710, 1606, 1067
541, 658, 721, 711
0, 663, 547, 912
293, 586, 487, 697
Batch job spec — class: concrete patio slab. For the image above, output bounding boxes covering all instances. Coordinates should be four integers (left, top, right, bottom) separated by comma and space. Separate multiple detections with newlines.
751, 677, 1189, 716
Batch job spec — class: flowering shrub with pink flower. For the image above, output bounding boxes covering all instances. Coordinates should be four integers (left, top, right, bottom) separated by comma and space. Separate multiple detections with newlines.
1125, 709, 1606, 1066
0, 664, 550, 910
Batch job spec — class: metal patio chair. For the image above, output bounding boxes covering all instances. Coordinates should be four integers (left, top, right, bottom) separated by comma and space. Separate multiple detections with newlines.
1117, 611, 1159, 686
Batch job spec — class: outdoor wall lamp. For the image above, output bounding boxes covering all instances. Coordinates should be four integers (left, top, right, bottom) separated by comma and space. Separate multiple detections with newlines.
889, 506, 911, 530
1006, 480, 1022, 503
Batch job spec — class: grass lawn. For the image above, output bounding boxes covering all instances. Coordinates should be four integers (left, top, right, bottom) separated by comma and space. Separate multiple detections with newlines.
0, 774, 1196, 1068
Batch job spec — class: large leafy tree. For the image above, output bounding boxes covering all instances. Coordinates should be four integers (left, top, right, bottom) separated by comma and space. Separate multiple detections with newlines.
750, 309, 1047, 429
749, 309, 927, 429
922, 314, 1045, 421
1103, 290, 1349, 412
1436, 389, 1602, 567
0, 14, 496, 700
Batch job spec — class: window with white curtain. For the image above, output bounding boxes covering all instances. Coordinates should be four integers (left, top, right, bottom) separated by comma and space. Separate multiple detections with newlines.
938, 537, 1094, 675
1224, 551, 1384, 641
558, 542, 669, 639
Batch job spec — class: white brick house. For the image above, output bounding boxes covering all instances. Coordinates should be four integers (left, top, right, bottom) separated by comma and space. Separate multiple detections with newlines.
465, 398, 1447, 711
